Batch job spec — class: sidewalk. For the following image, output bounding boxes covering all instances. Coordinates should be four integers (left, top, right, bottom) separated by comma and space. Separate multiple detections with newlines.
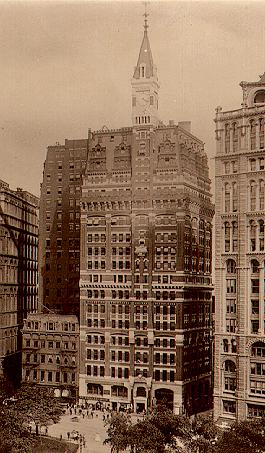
47, 411, 110, 453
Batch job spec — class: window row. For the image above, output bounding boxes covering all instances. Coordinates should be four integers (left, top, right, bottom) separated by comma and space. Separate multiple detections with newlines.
88, 247, 106, 256
24, 340, 76, 350
155, 233, 177, 242
25, 369, 76, 384
86, 365, 105, 377
112, 233, 131, 243
112, 261, 131, 270
24, 352, 77, 365
154, 338, 176, 348
87, 234, 106, 243
154, 369, 175, 382
87, 290, 106, 298
112, 247, 131, 256
111, 350, 130, 362
155, 262, 176, 271
87, 319, 106, 328
249, 157, 265, 171
87, 349, 105, 361
154, 353, 176, 364
87, 261, 106, 270
86, 335, 105, 345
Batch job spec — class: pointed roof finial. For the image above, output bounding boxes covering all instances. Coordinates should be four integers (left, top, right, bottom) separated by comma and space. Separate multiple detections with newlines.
143, 1, 149, 33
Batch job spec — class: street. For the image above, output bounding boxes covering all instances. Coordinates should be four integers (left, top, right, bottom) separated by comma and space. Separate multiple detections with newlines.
48, 410, 111, 453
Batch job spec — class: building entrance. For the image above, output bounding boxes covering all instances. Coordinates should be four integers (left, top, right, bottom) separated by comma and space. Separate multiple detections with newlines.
155, 388, 174, 411
136, 402, 146, 413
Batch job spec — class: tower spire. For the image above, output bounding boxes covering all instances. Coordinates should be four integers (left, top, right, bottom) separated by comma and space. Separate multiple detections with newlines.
143, 2, 149, 33
131, 4, 159, 127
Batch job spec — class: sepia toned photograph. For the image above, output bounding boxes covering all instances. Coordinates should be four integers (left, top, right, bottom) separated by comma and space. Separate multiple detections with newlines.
0, 0, 265, 451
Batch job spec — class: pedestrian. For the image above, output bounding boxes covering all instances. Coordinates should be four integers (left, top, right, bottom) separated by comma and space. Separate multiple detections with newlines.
74, 408, 76, 415
91, 410, 94, 418
67, 431, 70, 440
70, 408, 72, 415
82, 412, 85, 419
60, 434, 62, 441
45, 427, 48, 436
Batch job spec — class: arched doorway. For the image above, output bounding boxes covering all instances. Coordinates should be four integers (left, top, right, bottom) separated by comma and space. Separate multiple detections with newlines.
155, 388, 174, 411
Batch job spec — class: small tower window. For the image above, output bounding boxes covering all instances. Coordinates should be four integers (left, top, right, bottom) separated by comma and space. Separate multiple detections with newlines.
141, 65, 145, 78
150, 95, 154, 105
254, 90, 265, 104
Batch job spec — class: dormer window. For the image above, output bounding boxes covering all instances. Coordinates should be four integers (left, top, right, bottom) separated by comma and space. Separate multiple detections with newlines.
254, 90, 265, 104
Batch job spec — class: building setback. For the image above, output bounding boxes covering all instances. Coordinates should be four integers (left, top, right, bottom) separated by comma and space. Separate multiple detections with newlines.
22, 313, 79, 400
79, 20, 214, 415
0, 179, 38, 384
214, 75, 265, 422
39, 140, 88, 317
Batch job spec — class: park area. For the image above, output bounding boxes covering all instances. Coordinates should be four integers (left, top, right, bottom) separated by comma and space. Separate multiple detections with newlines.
47, 409, 110, 453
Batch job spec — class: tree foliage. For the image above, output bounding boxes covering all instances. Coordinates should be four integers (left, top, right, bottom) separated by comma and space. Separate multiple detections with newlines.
14, 383, 63, 431
0, 381, 64, 452
216, 418, 265, 453
104, 412, 132, 451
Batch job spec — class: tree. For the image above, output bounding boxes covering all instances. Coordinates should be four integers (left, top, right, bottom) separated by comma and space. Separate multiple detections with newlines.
187, 414, 219, 453
216, 418, 265, 453
14, 383, 64, 435
104, 412, 132, 452
129, 418, 166, 453
104, 405, 192, 453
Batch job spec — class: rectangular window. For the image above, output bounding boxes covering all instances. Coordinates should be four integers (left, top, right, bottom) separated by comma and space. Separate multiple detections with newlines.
251, 279, 260, 294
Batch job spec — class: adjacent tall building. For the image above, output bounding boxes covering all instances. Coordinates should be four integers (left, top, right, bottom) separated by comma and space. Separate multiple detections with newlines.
39, 141, 88, 316
79, 20, 214, 414
214, 75, 265, 422
0, 180, 38, 384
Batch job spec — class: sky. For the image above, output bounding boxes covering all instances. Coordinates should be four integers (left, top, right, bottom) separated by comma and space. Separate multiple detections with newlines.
1, 0, 265, 196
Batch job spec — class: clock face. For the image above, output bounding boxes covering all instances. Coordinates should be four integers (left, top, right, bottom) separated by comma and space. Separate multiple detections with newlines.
138, 93, 149, 107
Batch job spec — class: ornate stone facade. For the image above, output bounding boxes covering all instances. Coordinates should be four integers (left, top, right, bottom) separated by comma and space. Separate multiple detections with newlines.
79, 22, 214, 415
0, 180, 38, 384
214, 73, 265, 423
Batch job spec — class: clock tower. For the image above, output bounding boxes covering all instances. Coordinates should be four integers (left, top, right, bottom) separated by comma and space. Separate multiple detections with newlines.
131, 13, 159, 127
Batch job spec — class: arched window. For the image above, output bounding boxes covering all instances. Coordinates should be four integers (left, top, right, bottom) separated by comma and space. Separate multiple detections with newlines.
227, 259, 236, 274
250, 342, 265, 395
232, 182, 238, 212
225, 123, 230, 153
232, 122, 238, 152
250, 119, 256, 150
251, 259, 259, 274
224, 221, 230, 252
259, 118, 264, 149
223, 339, 229, 353
259, 180, 264, 210
232, 221, 238, 236
254, 90, 265, 104
249, 220, 256, 252
250, 181, 257, 211
224, 183, 231, 212
249, 158, 256, 171
141, 65, 145, 78
224, 360, 236, 373
224, 360, 236, 392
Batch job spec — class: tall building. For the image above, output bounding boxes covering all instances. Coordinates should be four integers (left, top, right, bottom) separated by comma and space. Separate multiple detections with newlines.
22, 313, 79, 401
39, 140, 88, 316
0, 179, 38, 385
79, 19, 214, 415
214, 75, 265, 423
